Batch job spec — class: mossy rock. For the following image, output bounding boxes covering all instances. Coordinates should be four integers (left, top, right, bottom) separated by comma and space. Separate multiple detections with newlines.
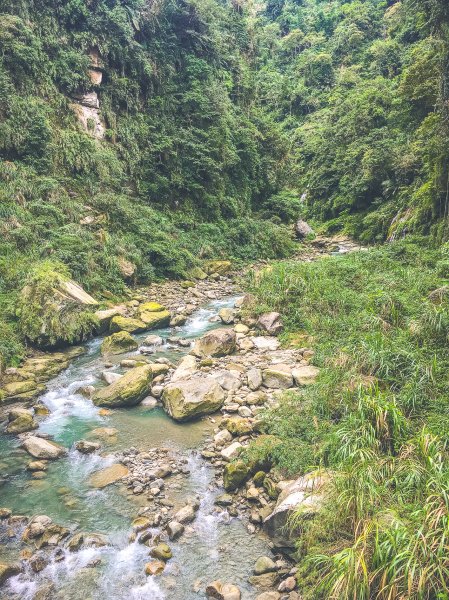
18, 261, 98, 348
203, 260, 232, 275
101, 331, 138, 355
150, 543, 172, 561
92, 364, 153, 407
223, 460, 250, 491
109, 316, 147, 334
139, 310, 171, 329
138, 302, 165, 313
186, 266, 208, 280
180, 281, 195, 289
222, 416, 253, 436
263, 477, 280, 500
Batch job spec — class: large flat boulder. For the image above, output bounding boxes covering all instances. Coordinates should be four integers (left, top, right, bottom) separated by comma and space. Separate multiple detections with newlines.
263, 472, 325, 548
90, 463, 129, 488
162, 377, 225, 421
92, 364, 153, 407
192, 328, 236, 358
109, 316, 147, 334
100, 331, 138, 355
23, 436, 67, 460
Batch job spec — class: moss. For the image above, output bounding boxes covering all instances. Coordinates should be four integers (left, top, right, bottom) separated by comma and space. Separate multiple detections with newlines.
17, 260, 98, 348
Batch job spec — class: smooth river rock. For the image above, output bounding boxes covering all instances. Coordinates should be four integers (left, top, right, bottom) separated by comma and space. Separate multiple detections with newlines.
206, 580, 241, 600
23, 436, 67, 460
92, 364, 153, 407
101, 331, 138, 355
191, 328, 236, 358
89, 463, 129, 488
162, 377, 225, 421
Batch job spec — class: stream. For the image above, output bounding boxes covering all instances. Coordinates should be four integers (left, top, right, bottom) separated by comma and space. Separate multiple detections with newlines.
0, 297, 272, 600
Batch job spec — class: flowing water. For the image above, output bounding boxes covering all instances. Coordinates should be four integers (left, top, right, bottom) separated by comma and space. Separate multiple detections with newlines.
0, 297, 271, 599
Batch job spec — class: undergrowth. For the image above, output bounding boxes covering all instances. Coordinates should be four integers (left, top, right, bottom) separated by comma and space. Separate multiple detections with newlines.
246, 238, 449, 599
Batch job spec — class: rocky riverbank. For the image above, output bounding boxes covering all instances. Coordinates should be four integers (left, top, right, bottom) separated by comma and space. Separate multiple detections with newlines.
0, 237, 360, 599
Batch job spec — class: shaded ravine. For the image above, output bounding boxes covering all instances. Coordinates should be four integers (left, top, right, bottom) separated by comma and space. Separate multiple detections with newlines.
0, 297, 272, 600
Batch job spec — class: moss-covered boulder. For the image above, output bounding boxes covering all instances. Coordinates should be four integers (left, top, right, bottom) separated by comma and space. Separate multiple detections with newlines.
221, 416, 254, 436
109, 316, 147, 334
162, 377, 225, 421
203, 260, 232, 275
150, 543, 172, 561
101, 331, 138, 355
187, 266, 208, 280
223, 460, 250, 491
92, 364, 153, 407
139, 309, 171, 329
18, 261, 98, 348
6, 409, 37, 434
139, 302, 165, 313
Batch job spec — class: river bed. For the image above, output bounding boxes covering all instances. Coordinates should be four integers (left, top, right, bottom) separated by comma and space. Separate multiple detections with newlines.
0, 297, 272, 600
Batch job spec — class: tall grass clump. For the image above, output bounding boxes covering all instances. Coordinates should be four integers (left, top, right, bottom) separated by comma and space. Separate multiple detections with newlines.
246, 239, 449, 599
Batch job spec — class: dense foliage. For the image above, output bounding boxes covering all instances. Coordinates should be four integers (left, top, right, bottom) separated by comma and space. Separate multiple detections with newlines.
247, 241, 449, 598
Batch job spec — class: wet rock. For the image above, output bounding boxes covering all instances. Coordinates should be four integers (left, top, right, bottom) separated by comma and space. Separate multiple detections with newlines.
0, 562, 21, 585
101, 331, 138, 355
170, 314, 187, 327
29, 551, 49, 573
291, 366, 320, 386
248, 572, 280, 589
262, 365, 293, 389
150, 542, 172, 561
166, 520, 184, 540
109, 316, 147, 334
254, 556, 277, 575
92, 364, 153, 407
6, 409, 37, 434
143, 334, 163, 346
174, 504, 196, 524
76, 384, 95, 398
162, 377, 225, 421
94, 308, 122, 333
141, 396, 158, 409
132, 516, 152, 532
145, 559, 165, 576
33, 583, 56, 600
90, 463, 129, 488
0, 508, 12, 519
90, 427, 118, 438
255, 593, 281, 600
278, 577, 296, 592
75, 440, 101, 454
223, 460, 250, 491
257, 312, 283, 335
139, 309, 171, 330
22, 515, 53, 541
22, 436, 66, 460
192, 328, 236, 358
67, 532, 108, 551
206, 580, 241, 600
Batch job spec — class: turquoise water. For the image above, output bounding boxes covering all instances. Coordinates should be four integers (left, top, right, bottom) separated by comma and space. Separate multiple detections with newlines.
1, 297, 272, 600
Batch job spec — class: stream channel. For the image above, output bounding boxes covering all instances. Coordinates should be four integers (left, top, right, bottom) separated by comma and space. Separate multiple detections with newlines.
0, 296, 272, 600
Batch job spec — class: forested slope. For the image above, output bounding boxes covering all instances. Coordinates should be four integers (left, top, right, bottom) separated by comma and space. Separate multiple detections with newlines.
1, 0, 449, 364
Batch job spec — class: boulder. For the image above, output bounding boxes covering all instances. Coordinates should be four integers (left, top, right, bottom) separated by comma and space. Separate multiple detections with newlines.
295, 219, 314, 239
23, 436, 66, 460
171, 355, 197, 382
166, 520, 184, 540
92, 364, 153, 407
215, 371, 241, 392
174, 504, 196, 524
254, 556, 277, 575
203, 260, 232, 275
150, 543, 172, 561
278, 577, 296, 592
101, 331, 138, 355
263, 473, 325, 548
248, 573, 279, 589
6, 409, 37, 434
218, 308, 235, 324
94, 308, 122, 333
292, 365, 320, 386
222, 417, 253, 436
257, 313, 283, 335
0, 563, 21, 585
262, 364, 293, 389
145, 560, 165, 576
162, 377, 225, 422
192, 328, 236, 358
67, 532, 108, 551
101, 371, 122, 385
18, 265, 98, 348
75, 440, 100, 454
109, 316, 147, 334
144, 334, 163, 345
206, 581, 241, 600
255, 593, 281, 600
223, 460, 250, 491
139, 305, 171, 329
89, 463, 129, 488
